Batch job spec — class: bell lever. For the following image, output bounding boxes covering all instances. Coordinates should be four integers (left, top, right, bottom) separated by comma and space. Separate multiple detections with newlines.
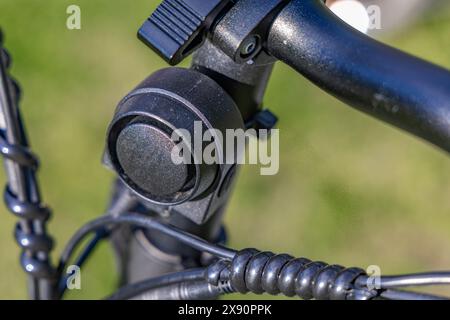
138, 0, 233, 65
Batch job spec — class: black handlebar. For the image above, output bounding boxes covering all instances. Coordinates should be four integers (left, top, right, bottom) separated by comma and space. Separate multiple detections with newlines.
267, 0, 450, 152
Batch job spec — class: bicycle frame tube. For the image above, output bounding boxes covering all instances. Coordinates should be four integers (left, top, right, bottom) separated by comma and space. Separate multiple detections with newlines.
267, 0, 450, 152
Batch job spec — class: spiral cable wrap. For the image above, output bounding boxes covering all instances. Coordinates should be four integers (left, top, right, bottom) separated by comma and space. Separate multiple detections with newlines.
0, 43, 55, 280
6, 186, 55, 278
207, 249, 376, 300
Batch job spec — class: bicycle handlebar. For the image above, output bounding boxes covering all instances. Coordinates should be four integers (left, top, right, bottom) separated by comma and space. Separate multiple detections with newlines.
267, 0, 450, 152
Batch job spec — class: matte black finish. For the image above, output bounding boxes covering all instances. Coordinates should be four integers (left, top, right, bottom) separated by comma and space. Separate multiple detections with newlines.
116, 121, 191, 197
192, 40, 275, 122
267, 0, 450, 152
106, 67, 245, 223
109, 32, 275, 288
211, 0, 287, 63
138, 0, 232, 65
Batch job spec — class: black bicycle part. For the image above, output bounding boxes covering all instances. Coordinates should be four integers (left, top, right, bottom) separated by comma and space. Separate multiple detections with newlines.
267, 0, 450, 152
105, 23, 276, 288
138, 0, 234, 65
105, 67, 245, 224
210, 0, 288, 63
2, 0, 450, 300
0, 31, 56, 300
105, 0, 450, 301
57, 212, 450, 300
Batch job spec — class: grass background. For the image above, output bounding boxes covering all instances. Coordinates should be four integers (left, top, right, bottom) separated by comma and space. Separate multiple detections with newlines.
0, 0, 450, 299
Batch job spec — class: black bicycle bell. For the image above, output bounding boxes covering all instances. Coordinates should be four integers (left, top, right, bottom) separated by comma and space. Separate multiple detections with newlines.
105, 67, 244, 207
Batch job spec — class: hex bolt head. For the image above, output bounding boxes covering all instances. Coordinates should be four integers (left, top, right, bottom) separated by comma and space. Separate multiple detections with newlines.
240, 35, 259, 58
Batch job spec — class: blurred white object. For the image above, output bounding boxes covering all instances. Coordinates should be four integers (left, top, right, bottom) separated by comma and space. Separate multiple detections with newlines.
326, 0, 446, 36
328, 0, 370, 33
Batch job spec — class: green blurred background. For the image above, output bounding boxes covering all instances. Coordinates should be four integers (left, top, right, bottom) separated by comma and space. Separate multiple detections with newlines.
0, 0, 450, 299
